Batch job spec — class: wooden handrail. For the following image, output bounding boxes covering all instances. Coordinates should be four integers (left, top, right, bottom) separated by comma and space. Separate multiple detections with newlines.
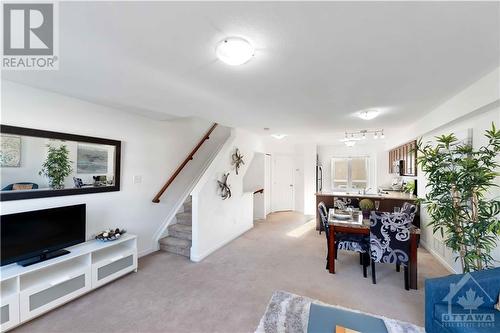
152, 123, 218, 203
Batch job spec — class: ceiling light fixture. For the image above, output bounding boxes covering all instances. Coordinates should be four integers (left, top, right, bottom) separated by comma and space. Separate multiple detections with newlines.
358, 109, 380, 120
341, 129, 384, 145
271, 134, 287, 140
215, 37, 254, 66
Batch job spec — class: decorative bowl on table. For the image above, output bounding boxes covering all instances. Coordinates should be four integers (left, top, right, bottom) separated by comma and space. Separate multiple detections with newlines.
332, 210, 352, 220
95, 228, 126, 242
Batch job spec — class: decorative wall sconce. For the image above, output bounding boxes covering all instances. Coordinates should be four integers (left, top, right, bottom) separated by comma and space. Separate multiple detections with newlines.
217, 173, 232, 200
231, 148, 244, 175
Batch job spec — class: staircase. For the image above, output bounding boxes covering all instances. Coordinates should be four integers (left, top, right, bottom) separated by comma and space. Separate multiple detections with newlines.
159, 196, 192, 257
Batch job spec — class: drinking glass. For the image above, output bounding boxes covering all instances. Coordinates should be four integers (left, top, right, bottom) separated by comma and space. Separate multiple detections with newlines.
374, 201, 380, 211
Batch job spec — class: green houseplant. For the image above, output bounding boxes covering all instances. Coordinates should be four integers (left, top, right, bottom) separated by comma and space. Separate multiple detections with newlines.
39, 144, 73, 189
359, 198, 375, 219
417, 123, 500, 272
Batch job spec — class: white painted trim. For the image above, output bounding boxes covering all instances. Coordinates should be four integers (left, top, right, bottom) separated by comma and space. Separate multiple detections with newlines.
138, 247, 157, 258
420, 239, 458, 274
190, 224, 253, 262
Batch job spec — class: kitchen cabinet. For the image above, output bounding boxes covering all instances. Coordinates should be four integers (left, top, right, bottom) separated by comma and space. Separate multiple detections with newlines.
389, 140, 417, 176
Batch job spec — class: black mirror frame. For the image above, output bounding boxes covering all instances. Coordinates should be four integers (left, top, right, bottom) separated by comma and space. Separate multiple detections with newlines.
0, 125, 121, 201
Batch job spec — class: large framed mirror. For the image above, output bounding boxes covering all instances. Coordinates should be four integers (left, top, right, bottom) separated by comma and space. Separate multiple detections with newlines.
0, 125, 121, 201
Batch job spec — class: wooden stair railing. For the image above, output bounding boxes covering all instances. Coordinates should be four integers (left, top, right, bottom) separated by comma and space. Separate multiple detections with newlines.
152, 123, 218, 203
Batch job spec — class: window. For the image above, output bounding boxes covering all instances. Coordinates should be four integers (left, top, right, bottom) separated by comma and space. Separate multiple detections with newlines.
331, 156, 369, 191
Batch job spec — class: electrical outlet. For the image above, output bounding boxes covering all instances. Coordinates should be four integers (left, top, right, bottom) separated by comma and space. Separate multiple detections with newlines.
133, 175, 142, 184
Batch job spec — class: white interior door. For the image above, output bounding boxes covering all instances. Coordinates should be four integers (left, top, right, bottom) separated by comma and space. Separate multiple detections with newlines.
272, 155, 294, 211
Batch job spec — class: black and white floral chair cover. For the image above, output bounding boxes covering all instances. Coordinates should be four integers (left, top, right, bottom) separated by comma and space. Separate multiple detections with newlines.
369, 211, 412, 290
401, 202, 417, 217
334, 197, 360, 210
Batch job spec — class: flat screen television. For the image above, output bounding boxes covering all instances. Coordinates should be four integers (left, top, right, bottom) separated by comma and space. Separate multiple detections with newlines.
1, 204, 86, 266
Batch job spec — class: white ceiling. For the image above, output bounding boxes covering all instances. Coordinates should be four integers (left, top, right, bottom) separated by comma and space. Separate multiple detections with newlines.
3, 1, 499, 136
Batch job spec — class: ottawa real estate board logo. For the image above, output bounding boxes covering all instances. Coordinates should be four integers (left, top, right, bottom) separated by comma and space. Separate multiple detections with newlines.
442, 273, 497, 329
2, 2, 59, 70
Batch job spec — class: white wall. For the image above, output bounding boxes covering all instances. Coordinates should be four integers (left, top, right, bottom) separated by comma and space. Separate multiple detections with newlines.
295, 143, 317, 216
264, 154, 271, 216
388, 67, 500, 272
190, 129, 263, 261
243, 152, 266, 220
1, 81, 216, 256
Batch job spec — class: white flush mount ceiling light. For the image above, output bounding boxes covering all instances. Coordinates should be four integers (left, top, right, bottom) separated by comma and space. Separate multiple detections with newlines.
215, 37, 254, 66
271, 134, 287, 140
358, 109, 380, 120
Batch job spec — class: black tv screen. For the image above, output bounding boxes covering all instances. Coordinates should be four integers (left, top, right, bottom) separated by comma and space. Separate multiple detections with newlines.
1, 204, 86, 266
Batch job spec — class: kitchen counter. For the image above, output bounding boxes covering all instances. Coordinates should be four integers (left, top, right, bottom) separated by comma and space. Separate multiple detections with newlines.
315, 191, 418, 201
315, 191, 420, 231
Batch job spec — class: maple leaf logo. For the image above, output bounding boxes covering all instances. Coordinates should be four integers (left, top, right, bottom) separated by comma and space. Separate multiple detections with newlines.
457, 288, 484, 312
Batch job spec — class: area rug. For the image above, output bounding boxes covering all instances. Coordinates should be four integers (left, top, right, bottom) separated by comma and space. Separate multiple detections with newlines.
255, 290, 425, 333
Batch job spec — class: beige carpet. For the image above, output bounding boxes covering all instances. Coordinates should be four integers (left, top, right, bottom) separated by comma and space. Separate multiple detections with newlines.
12, 212, 450, 333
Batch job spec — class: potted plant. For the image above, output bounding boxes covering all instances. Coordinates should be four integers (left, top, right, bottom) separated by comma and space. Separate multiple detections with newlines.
417, 123, 500, 272
359, 198, 375, 219
39, 144, 73, 189
403, 180, 416, 195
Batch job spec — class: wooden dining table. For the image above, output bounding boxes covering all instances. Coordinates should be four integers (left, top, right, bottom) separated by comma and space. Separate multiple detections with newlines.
327, 208, 420, 290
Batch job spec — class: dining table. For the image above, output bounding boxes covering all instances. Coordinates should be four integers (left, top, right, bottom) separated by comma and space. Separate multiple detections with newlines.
327, 208, 420, 289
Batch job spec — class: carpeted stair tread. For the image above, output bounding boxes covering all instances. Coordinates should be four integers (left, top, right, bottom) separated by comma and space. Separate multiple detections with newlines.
176, 212, 192, 225
168, 223, 192, 240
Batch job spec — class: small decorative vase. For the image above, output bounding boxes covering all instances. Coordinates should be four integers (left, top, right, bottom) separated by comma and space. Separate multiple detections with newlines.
362, 210, 370, 219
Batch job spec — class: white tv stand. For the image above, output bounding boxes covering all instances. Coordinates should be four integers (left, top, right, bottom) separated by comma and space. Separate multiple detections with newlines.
0, 234, 137, 332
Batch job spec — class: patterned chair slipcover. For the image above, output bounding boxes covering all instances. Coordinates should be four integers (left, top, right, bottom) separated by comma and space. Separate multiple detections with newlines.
369, 211, 413, 290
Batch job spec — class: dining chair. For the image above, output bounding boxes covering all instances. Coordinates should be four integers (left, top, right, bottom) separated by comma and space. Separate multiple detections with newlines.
319, 202, 369, 277
369, 211, 412, 290
401, 202, 417, 218
318, 202, 330, 269
395, 202, 417, 272
334, 197, 360, 209
1, 182, 39, 191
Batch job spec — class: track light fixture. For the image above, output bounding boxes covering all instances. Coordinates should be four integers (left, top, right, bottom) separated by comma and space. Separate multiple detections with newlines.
340, 129, 385, 146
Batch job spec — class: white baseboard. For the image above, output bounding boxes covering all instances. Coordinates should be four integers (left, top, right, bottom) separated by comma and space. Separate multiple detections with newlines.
138, 247, 157, 258
190, 224, 253, 262
420, 239, 458, 274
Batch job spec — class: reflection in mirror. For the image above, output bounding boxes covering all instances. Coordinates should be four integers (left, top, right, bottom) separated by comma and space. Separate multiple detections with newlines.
1, 135, 116, 193
0, 125, 120, 201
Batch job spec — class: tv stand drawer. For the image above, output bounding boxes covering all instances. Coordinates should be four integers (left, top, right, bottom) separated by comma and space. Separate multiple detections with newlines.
91, 250, 137, 288
0, 294, 19, 332
20, 268, 91, 322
